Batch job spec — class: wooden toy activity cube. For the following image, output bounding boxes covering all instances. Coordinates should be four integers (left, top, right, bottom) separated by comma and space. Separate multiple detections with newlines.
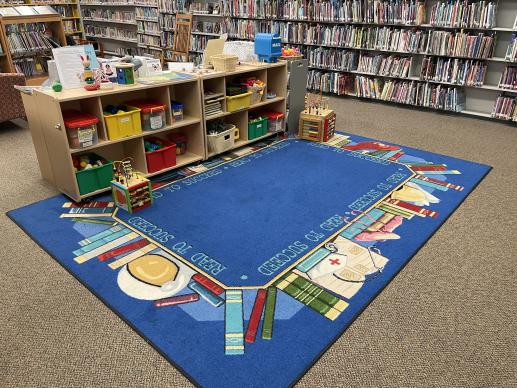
111, 160, 153, 213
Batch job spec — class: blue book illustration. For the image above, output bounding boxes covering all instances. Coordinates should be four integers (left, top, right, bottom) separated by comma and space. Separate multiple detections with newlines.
73, 228, 131, 256
225, 290, 244, 355
79, 225, 124, 246
188, 280, 224, 307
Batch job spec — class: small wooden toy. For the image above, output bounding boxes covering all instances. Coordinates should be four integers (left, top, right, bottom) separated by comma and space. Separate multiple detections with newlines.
115, 63, 135, 85
80, 55, 99, 91
111, 158, 153, 213
298, 92, 335, 142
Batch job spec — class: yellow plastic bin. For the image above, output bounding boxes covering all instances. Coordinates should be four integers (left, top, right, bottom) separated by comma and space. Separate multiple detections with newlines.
226, 92, 252, 112
104, 107, 142, 140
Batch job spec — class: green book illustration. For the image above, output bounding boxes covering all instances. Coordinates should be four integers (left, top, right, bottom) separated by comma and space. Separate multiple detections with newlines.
261, 287, 277, 340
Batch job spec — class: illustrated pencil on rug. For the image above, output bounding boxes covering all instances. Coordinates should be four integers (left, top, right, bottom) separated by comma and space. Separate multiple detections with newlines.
245, 289, 267, 343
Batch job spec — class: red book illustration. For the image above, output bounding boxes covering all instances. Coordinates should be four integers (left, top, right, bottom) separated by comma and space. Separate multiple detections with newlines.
410, 165, 447, 172
98, 239, 150, 261
63, 201, 114, 208
192, 273, 224, 295
245, 289, 267, 344
344, 141, 399, 152
154, 293, 200, 308
414, 175, 464, 191
388, 151, 405, 161
385, 198, 438, 218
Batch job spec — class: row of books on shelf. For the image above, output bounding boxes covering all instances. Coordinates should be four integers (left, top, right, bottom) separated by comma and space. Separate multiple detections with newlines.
191, 34, 218, 51
429, 0, 496, 29
307, 70, 466, 112
83, 8, 135, 22
52, 5, 75, 17
420, 56, 486, 87
138, 20, 160, 33
161, 30, 174, 47
137, 33, 160, 46
136, 6, 158, 19
6, 29, 58, 57
226, 20, 496, 60
193, 21, 226, 34
13, 56, 48, 77
85, 25, 137, 41
492, 95, 517, 121
80, 0, 135, 4
307, 46, 489, 87
498, 65, 517, 91
159, 13, 176, 30
63, 20, 81, 33
136, 0, 158, 6
505, 34, 517, 62
225, 0, 501, 29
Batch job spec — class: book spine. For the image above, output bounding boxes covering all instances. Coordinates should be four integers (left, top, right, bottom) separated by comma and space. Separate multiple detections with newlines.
245, 289, 267, 343
225, 289, 245, 355
377, 203, 414, 219
414, 175, 464, 191
79, 225, 124, 246
108, 243, 158, 269
63, 201, 114, 208
188, 280, 225, 307
73, 228, 132, 256
410, 165, 447, 171
75, 232, 140, 264
154, 293, 200, 308
417, 169, 460, 175
296, 248, 331, 273
192, 273, 224, 295
280, 272, 348, 312
384, 198, 439, 218
261, 287, 277, 340
71, 218, 116, 225
98, 239, 150, 262
410, 177, 449, 191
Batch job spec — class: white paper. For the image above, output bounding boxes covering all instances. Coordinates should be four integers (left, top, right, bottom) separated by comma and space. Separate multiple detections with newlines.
167, 62, 194, 72
52, 46, 87, 90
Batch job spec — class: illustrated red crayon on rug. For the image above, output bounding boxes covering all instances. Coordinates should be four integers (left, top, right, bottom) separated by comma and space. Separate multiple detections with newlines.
154, 293, 200, 308
98, 239, 150, 261
245, 289, 267, 343
192, 273, 224, 295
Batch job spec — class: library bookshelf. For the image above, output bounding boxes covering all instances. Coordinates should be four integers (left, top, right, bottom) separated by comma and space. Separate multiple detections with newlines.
200, 61, 287, 158
0, 12, 66, 85
20, 61, 287, 202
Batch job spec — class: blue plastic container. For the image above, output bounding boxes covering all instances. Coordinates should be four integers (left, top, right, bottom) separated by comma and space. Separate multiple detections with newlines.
254, 33, 282, 63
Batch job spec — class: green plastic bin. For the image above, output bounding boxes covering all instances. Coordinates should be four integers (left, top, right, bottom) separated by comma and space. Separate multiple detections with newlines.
75, 153, 113, 195
248, 116, 268, 140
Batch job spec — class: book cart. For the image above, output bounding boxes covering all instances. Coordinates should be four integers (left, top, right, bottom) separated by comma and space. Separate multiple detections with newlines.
21, 61, 287, 202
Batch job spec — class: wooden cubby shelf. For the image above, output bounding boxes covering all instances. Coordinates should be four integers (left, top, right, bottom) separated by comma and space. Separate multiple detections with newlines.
21, 61, 288, 202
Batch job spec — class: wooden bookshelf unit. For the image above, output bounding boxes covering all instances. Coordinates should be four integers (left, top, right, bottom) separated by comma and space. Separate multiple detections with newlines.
20, 61, 287, 202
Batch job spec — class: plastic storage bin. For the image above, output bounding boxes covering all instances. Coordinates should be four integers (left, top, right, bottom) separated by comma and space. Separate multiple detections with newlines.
145, 137, 177, 173
226, 92, 252, 112
248, 116, 268, 140
63, 110, 99, 149
104, 107, 142, 140
75, 153, 113, 195
247, 84, 266, 105
261, 111, 284, 132
127, 100, 167, 131
207, 124, 236, 154
168, 132, 187, 155
171, 101, 184, 122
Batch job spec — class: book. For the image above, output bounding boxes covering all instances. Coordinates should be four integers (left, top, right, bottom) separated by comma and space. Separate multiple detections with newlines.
63, 201, 114, 208
73, 228, 133, 256
75, 232, 140, 264
98, 239, 150, 262
413, 175, 464, 191
188, 280, 225, 307
384, 198, 438, 218
78, 225, 125, 246
108, 243, 158, 269
261, 287, 277, 340
192, 273, 224, 295
244, 289, 267, 343
225, 289, 245, 355
377, 203, 414, 219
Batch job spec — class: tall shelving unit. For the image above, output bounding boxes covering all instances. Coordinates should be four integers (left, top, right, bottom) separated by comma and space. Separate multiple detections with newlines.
0, 11, 66, 84
0, 0, 83, 40
80, 0, 138, 56
223, 0, 517, 123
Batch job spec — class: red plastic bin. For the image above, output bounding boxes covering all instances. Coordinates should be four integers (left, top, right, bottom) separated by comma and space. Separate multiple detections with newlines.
145, 137, 177, 173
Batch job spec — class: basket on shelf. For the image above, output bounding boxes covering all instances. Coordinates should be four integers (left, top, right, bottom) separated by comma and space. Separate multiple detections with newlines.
211, 54, 239, 72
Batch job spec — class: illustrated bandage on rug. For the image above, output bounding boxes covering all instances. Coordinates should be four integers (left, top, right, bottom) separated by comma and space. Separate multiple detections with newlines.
391, 181, 440, 206
117, 253, 191, 300
296, 236, 389, 299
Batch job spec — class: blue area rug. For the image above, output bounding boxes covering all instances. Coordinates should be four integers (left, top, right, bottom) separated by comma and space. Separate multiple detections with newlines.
8, 134, 490, 387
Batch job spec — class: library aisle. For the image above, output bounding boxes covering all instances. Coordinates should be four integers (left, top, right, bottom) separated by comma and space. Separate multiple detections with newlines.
1, 95, 516, 386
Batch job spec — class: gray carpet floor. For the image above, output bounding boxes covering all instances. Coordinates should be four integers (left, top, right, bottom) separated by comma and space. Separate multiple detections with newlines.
1, 97, 516, 387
